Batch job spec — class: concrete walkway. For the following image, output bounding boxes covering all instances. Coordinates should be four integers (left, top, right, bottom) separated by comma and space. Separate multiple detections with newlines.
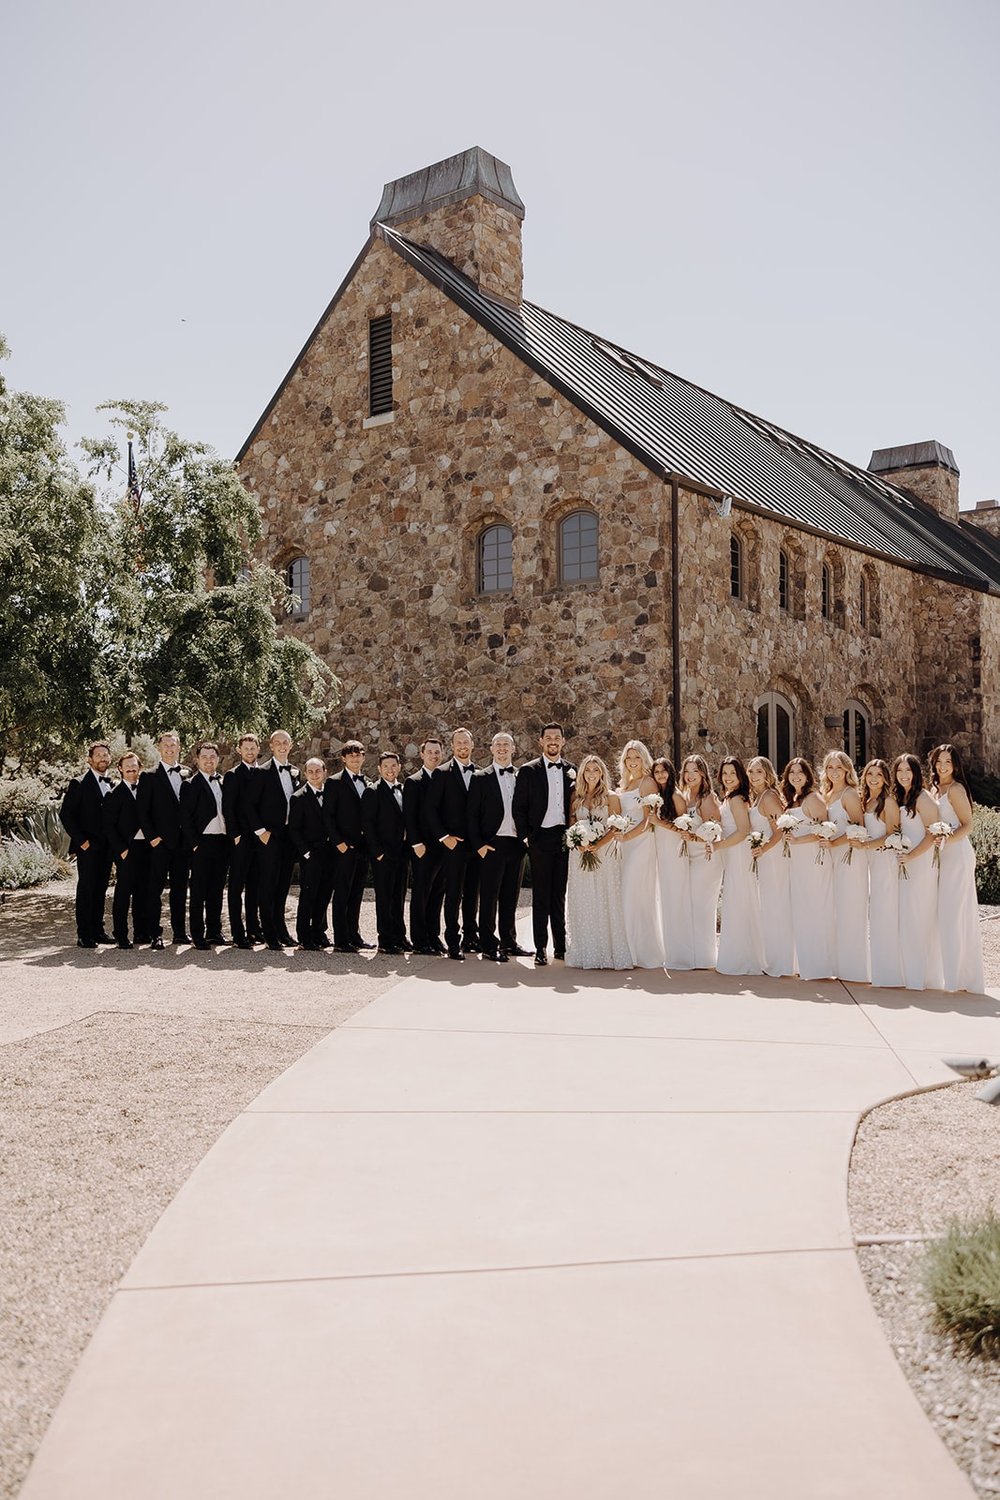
20, 956, 1000, 1499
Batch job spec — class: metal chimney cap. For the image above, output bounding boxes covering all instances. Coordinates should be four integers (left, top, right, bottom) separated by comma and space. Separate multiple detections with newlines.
868, 440, 959, 475
372, 147, 525, 228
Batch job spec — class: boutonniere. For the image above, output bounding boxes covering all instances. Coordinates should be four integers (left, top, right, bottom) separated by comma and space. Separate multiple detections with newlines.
566, 768, 576, 784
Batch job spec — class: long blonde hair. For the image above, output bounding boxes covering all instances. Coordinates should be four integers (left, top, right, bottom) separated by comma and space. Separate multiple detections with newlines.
573, 754, 612, 814
821, 749, 859, 798
618, 739, 653, 787
747, 755, 780, 799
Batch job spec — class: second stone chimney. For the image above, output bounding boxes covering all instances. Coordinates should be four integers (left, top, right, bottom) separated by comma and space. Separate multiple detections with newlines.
371, 146, 525, 308
868, 440, 959, 522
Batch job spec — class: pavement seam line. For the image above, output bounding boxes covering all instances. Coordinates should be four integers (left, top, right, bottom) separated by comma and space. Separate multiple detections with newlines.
340, 1023, 889, 1051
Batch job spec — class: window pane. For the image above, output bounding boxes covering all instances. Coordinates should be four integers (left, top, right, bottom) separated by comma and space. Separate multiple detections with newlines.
731, 537, 742, 598
479, 526, 512, 592
287, 557, 310, 615
856, 712, 867, 769
779, 551, 788, 610
757, 704, 768, 760
776, 704, 791, 771
560, 511, 598, 582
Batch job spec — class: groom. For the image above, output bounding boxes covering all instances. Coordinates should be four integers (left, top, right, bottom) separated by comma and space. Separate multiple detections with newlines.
512, 723, 575, 966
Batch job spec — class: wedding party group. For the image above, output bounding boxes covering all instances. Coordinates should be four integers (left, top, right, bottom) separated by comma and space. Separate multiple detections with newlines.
58, 723, 984, 994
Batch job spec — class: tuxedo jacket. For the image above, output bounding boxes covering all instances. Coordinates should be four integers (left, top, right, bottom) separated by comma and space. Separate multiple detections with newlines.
180, 773, 225, 850
512, 757, 577, 842
402, 767, 437, 847
468, 767, 519, 846
60, 771, 110, 854
362, 779, 407, 861
424, 759, 477, 842
136, 764, 186, 848
288, 784, 332, 858
222, 761, 259, 839
248, 760, 300, 835
325, 769, 367, 847
104, 781, 144, 856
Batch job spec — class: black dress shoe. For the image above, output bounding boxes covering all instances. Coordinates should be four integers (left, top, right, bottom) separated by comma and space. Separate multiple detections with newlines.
299, 942, 322, 952
207, 936, 229, 947
149, 937, 165, 951
534, 951, 548, 967
333, 944, 359, 954
413, 946, 438, 956
505, 944, 533, 958
400, 938, 413, 951
554, 951, 566, 961
280, 931, 297, 947
116, 939, 134, 950
98, 932, 116, 945
77, 938, 98, 949
234, 939, 253, 950
248, 930, 265, 944
447, 947, 465, 961
173, 933, 191, 945
355, 939, 376, 951
192, 939, 211, 951
379, 945, 404, 956
316, 936, 331, 949
482, 951, 508, 963
266, 941, 285, 952
429, 940, 446, 955
462, 940, 481, 954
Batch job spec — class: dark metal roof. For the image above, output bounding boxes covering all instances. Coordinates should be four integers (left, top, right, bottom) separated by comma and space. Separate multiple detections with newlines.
380, 225, 1000, 594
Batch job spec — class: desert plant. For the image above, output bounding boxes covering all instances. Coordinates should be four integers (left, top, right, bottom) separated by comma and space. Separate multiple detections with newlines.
971, 805, 1000, 905
923, 1209, 1000, 1358
0, 772, 58, 834
0, 837, 66, 890
14, 805, 71, 859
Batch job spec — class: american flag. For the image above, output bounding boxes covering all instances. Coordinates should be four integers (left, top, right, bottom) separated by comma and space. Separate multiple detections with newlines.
127, 436, 141, 511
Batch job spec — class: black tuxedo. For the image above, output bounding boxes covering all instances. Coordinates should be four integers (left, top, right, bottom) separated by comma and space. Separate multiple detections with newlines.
137, 763, 189, 942
103, 781, 151, 943
363, 779, 407, 949
426, 758, 480, 952
223, 761, 261, 942
248, 760, 300, 945
512, 756, 576, 955
403, 767, 445, 948
289, 784, 334, 945
60, 769, 113, 943
180, 772, 229, 943
468, 766, 525, 957
326, 769, 369, 948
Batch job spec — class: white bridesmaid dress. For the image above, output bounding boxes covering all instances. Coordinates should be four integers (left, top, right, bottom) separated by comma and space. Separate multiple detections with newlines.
864, 810, 903, 988
654, 819, 694, 970
686, 804, 723, 969
828, 795, 870, 983
786, 807, 836, 980
716, 801, 765, 976
936, 790, 985, 994
565, 801, 634, 971
619, 789, 665, 968
750, 804, 795, 978
897, 806, 943, 991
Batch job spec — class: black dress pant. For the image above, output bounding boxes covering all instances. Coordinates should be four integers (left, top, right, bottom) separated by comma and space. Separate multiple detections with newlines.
75, 842, 112, 943
408, 844, 445, 948
112, 841, 151, 942
441, 842, 479, 951
527, 827, 569, 954
372, 851, 407, 948
188, 835, 229, 942
296, 846, 335, 945
227, 835, 261, 941
147, 841, 190, 941
477, 836, 525, 956
257, 830, 296, 944
332, 844, 368, 947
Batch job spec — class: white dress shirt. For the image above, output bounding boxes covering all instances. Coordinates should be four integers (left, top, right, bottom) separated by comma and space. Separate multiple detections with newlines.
89, 768, 110, 798
541, 758, 566, 828
201, 772, 226, 836
129, 783, 145, 838
162, 762, 183, 799
493, 764, 517, 837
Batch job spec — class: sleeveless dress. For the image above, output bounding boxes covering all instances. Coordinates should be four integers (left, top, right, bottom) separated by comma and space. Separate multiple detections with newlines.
618, 789, 665, 968
565, 801, 633, 970
897, 805, 943, 991
654, 817, 694, 970
786, 806, 836, 980
936, 790, 985, 994
686, 802, 723, 969
864, 810, 904, 988
716, 801, 765, 976
828, 795, 870, 983
750, 803, 795, 978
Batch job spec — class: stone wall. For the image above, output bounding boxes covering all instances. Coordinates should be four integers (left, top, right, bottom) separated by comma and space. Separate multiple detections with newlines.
399, 197, 524, 307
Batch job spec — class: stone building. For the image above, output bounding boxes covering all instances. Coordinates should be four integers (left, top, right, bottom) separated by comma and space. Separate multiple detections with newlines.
237, 147, 1000, 775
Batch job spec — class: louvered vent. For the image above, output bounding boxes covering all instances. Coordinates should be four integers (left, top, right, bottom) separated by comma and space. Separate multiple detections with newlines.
368, 316, 393, 416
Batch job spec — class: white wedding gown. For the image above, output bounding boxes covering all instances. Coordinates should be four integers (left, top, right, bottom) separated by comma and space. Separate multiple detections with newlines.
619, 790, 665, 968
565, 802, 633, 970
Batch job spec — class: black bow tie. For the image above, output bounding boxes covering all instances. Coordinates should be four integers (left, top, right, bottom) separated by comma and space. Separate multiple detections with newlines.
277, 764, 292, 775
166, 765, 181, 775
313, 792, 323, 802
210, 774, 221, 783
353, 775, 366, 786
98, 775, 111, 784
547, 761, 563, 771
497, 766, 514, 775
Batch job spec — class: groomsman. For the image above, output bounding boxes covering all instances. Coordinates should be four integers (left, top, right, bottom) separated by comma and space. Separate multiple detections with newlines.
60, 741, 114, 948
363, 751, 409, 955
425, 727, 480, 960
513, 723, 576, 966
326, 740, 370, 954
180, 742, 230, 949
288, 758, 334, 951
137, 730, 190, 948
223, 732, 262, 949
468, 732, 527, 963
249, 729, 299, 950
403, 736, 445, 955
103, 751, 151, 948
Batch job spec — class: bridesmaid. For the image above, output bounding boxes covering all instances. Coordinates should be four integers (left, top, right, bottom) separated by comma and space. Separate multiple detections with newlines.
891, 753, 943, 991
651, 756, 693, 970
747, 756, 795, 978
617, 740, 665, 968
715, 757, 766, 976
928, 743, 985, 994
781, 757, 837, 980
680, 753, 723, 969
821, 751, 870, 983
860, 759, 904, 989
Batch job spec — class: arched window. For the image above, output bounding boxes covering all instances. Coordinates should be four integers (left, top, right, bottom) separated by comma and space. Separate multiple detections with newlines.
755, 691, 794, 772
559, 510, 599, 583
843, 700, 870, 769
821, 563, 832, 620
286, 556, 310, 618
859, 565, 881, 636
778, 550, 789, 611
477, 524, 513, 593
859, 573, 868, 629
730, 535, 743, 599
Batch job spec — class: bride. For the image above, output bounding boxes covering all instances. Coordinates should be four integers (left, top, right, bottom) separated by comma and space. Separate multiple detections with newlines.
565, 754, 633, 970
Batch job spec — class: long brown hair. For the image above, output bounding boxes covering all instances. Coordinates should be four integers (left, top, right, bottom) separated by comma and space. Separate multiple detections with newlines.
928, 742, 973, 800
780, 757, 815, 808
718, 756, 751, 802
891, 753, 923, 816
681, 754, 713, 801
860, 759, 891, 821
651, 757, 678, 806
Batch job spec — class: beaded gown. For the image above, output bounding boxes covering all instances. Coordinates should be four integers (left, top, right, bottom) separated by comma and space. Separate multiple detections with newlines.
864, 809, 904, 988
716, 800, 765, 976
828, 795, 870, 983
786, 806, 836, 980
897, 805, 943, 991
565, 801, 633, 970
618, 789, 665, 968
749, 803, 795, 978
936, 790, 984, 994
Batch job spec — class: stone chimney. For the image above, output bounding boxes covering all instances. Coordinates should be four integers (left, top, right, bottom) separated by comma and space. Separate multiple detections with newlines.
868, 440, 959, 522
966, 498, 1000, 538
371, 146, 525, 308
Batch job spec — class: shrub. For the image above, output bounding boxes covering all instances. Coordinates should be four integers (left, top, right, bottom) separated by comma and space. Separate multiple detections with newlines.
0, 773, 58, 835
923, 1210, 1000, 1357
0, 838, 66, 890
971, 806, 1000, 904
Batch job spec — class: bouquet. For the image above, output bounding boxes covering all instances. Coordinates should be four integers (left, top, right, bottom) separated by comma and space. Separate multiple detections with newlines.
884, 831, 912, 879
812, 820, 839, 866
747, 828, 766, 875
776, 811, 797, 857
696, 820, 722, 858
639, 792, 664, 822
673, 811, 697, 856
565, 819, 604, 873
927, 821, 952, 869
606, 812, 631, 856
842, 824, 869, 866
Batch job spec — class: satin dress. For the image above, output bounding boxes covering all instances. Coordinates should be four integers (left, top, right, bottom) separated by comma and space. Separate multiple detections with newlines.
750, 803, 795, 978
936, 790, 984, 994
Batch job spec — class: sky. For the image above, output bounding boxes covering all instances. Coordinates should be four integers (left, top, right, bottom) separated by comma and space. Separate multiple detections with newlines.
4, 0, 998, 508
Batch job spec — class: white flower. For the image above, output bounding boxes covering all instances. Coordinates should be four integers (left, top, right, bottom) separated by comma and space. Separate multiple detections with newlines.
883, 833, 912, 853
844, 824, 868, 843
928, 822, 952, 839
639, 792, 663, 812
747, 830, 766, 850
815, 821, 839, 841
674, 812, 697, 833
775, 813, 797, 832
606, 813, 631, 835
696, 820, 722, 844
